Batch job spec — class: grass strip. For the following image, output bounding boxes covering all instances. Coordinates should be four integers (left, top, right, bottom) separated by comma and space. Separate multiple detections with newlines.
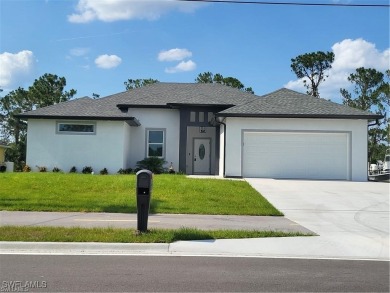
0, 226, 312, 243
0, 173, 282, 216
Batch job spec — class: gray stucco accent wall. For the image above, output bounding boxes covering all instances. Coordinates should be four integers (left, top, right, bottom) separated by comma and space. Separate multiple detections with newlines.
178, 107, 221, 174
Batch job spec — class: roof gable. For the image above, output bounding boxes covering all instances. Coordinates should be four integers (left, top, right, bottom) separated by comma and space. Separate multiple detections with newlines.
104, 82, 256, 107
218, 88, 382, 119
15, 96, 138, 121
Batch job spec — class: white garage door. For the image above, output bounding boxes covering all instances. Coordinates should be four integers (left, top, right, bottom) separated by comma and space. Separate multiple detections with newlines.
243, 131, 350, 180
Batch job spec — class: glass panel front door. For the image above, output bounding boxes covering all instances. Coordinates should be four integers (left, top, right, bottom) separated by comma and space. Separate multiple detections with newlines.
193, 138, 211, 174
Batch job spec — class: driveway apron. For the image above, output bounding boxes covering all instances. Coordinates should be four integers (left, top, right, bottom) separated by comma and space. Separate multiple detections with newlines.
171, 179, 389, 260
244, 179, 389, 260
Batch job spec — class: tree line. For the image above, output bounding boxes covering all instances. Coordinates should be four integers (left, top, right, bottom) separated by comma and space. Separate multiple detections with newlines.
0, 74, 77, 170
0, 53, 388, 170
290, 51, 389, 162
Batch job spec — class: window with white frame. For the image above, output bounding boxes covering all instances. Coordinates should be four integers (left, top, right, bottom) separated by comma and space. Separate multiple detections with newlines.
57, 122, 96, 134
146, 129, 165, 158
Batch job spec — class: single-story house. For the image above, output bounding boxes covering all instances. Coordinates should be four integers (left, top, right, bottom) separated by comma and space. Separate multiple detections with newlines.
16, 83, 381, 181
0, 143, 9, 163
0, 143, 11, 172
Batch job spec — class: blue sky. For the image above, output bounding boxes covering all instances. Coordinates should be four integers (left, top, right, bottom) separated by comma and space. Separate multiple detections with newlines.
1, 0, 389, 103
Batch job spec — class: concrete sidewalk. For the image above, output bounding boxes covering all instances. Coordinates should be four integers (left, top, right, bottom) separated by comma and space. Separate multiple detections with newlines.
1, 179, 389, 260
0, 211, 312, 233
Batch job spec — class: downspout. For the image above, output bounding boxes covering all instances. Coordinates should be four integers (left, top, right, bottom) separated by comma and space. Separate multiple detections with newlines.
215, 117, 226, 178
368, 119, 379, 127
367, 119, 379, 179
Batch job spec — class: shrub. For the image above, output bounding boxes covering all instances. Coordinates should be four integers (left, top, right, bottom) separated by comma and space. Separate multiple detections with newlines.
82, 166, 93, 174
117, 168, 133, 174
23, 165, 31, 172
69, 166, 77, 173
0, 165, 6, 173
37, 166, 47, 172
52, 167, 61, 173
136, 157, 167, 174
100, 168, 108, 175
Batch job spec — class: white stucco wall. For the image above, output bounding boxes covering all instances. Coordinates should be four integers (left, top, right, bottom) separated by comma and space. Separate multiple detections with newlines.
223, 117, 368, 181
123, 122, 132, 169
26, 119, 127, 173
126, 108, 180, 171
26, 109, 180, 173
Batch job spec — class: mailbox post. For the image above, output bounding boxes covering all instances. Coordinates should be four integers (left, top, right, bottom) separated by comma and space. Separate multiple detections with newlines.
136, 169, 153, 232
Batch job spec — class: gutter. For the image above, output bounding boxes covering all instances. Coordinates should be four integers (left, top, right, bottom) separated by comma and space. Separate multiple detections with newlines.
217, 113, 384, 120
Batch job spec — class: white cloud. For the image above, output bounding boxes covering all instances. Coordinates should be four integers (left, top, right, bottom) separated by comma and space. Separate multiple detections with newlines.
94, 54, 122, 69
331, 38, 389, 72
70, 47, 90, 57
158, 48, 192, 62
0, 50, 35, 88
68, 0, 205, 23
165, 60, 196, 73
158, 47, 196, 74
285, 38, 390, 101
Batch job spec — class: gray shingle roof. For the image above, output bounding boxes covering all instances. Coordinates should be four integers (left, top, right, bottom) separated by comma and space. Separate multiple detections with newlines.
17, 83, 256, 120
105, 82, 256, 106
217, 88, 382, 119
16, 84, 381, 120
16, 97, 137, 120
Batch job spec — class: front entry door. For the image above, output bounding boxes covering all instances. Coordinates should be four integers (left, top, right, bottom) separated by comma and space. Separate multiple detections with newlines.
193, 138, 211, 174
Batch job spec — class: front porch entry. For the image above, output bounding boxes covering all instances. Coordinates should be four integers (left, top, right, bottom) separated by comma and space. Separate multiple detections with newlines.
184, 126, 217, 175
193, 138, 211, 174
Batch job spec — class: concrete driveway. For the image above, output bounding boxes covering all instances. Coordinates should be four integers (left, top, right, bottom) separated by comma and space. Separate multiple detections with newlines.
246, 179, 389, 259
171, 179, 389, 260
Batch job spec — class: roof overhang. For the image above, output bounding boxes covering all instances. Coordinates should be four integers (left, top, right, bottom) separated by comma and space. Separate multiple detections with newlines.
117, 103, 234, 110
14, 114, 141, 125
166, 103, 234, 109
126, 118, 141, 126
117, 104, 171, 110
216, 113, 384, 120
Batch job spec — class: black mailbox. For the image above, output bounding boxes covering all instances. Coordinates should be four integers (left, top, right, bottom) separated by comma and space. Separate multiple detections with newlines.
136, 169, 153, 232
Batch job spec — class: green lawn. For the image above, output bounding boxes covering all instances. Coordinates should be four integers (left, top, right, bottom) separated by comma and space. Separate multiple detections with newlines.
0, 226, 309, 243
0, 173, 282, 216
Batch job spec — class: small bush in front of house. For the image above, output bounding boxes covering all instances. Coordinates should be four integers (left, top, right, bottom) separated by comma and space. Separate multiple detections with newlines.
23, 165, 31, 172
69, 166, 77, 173
136, 157, 167, 174
82, 166, 93, 174
0, 165, 6, 172
117, 168, 133, 174
52, 167, 61, 173
100, 168, 108, 175
37, 166, 47, 172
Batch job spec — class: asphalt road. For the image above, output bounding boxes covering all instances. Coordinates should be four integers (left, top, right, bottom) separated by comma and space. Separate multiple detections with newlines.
1, 255, 389, 292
